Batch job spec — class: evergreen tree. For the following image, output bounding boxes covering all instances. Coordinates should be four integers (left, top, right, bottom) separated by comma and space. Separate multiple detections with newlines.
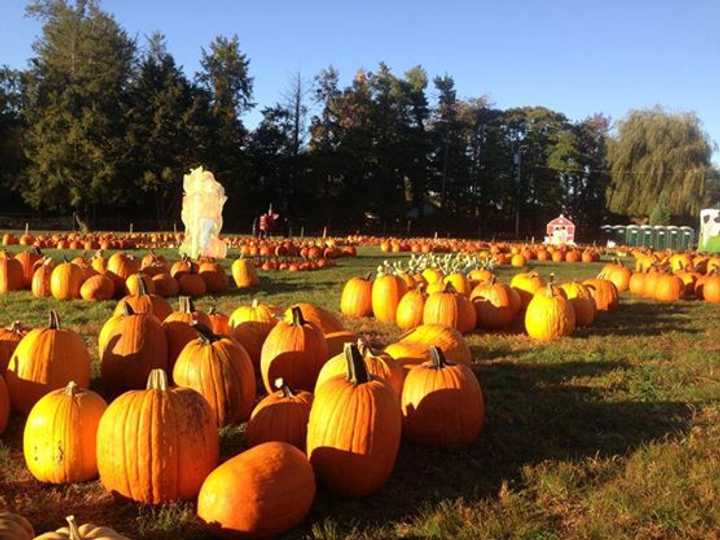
0, 67, 27, 212
22, 0, 136, 222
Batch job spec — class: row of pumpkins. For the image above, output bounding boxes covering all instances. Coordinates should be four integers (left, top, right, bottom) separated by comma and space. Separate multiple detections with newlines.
0, 249, 262, 299
340, 263, 623, 341
0, 292, 482, 538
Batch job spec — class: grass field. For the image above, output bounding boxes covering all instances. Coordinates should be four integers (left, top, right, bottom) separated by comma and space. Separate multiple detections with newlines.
2, 246, 720, 539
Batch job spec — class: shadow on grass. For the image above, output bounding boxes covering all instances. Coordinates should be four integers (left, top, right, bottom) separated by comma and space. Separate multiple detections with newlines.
302, 358, 696, 538
580, 300, 699, 337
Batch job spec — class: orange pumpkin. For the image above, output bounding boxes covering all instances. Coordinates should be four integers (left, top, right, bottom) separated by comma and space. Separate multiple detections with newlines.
283, 303, 344, 334
371, 273, 407, 323
401, 347, 485, 446
197, 442, 315, 539
260, 306, 328, 393
0, 321, 26, 373
173, 324, 256, 427
395, 288, 427, 331
470, 277, 521, 329
422, 283, 476, 334
5, 311, 91, 413
246, 378, 313, 450
31, 257, 55, 297
80, 274, 115, 302
99, 303, 168, 397
307, 343, 401, 497
0, 253, 23, 293
96, 369, 219, 504
340, 273, 373, 317
583, 278, 619, 311
113, 277, 172, 321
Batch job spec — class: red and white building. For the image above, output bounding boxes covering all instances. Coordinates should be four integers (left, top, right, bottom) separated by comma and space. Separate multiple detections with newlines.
545, 214, 575, 245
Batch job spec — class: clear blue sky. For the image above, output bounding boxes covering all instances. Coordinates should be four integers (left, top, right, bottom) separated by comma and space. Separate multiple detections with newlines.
2, 0, 719, 161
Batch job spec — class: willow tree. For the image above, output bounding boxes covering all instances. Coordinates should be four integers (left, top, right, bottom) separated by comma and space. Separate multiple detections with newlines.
607, 108, 716, 220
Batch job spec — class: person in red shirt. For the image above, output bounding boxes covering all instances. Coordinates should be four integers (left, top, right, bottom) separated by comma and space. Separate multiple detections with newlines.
258, 204, 279, 239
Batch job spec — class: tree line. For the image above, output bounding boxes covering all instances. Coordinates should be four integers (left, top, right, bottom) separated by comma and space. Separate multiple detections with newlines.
0, 0, 717, 236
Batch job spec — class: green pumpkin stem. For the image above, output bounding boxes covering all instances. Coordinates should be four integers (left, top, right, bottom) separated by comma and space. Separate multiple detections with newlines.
194, 323, 219, 344
291, 306, 306, 326
364, 272, 372, 281
178, 296, 192, 314
430, 346, 449, 369
147, 369, 169, 391
274, 377, 296, 398
48, 310, 61, 330
344, 342, 369, 385
252, 298, 259, 308
65, 515, 82, 540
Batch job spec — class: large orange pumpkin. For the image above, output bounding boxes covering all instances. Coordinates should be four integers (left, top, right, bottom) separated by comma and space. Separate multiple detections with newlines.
395, 288, 427, 331
197, 442, 315, 539
422, 283, 476, 334
0, 253, 23, 293
5, 311, 91, 413
173, 324, 256, 427
583, 278, 619, 311
80, 274, 115, 302
401, 347, 485, 446
559, 281, 596, 327
50, 261, 84, 300
260, 306, 328, 393
524, 282, 576, 341
510, 271, 546, 308
307, 343, 401, 497
96, 369, 219, 504
31, 257, 55, 297
113, 278, 172, 321
283, 303, 344, 334
14, 247, 42, 288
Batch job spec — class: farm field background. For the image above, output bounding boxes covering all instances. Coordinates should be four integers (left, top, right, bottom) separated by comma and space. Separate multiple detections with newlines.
2, 244, 720, 539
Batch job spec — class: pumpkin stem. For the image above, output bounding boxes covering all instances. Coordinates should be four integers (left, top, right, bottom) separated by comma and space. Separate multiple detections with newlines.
32, 246, 42, 256
344, 342, 369, 385
146, 369, 169, 391
252, 298, 259, 308
178, 296, 192, 313
291, 306, 306, 326
274, 377, 296, 398
135, 275, 148, 297
430, 346, 450, 369
443, 281, 457, 294
194, 323, 219, 343
64, 380, 79, 396
48, 310, 61, 330
9, 320, 23, 333
364, 271, 372, 281
65, 515, 82, 540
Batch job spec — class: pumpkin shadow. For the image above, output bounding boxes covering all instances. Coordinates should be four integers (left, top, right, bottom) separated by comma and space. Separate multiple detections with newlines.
298, 359, 694, 538
579, 300, 700, 337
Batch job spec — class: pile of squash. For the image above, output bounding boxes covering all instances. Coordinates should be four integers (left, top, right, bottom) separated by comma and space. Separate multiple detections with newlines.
0, 248, 265, 299
0, 293, 484, 538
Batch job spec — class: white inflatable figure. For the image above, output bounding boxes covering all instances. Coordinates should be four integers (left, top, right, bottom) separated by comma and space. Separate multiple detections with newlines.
700, 209, 720, 253
179, 166, 228, 259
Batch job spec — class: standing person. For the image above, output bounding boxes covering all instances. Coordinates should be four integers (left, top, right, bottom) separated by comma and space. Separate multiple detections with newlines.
259, 204, 279, 239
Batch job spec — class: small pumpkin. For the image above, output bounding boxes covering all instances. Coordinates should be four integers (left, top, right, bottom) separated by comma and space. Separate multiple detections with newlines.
260, 306, 328, 393
231, 257, 260, 288
198, 260, 229, 293
246, 378, 313, 450
50, 261, 84, 300
151, 272, 179, 297
6, 311, 91, 413
385, 324, 471, 369
173, 324, 256, 427
559, 281, 596, 327
207, 306, 231, 336
125, 272, 156, 296
524, 279, 576, 341
33, 515, 129, 540
340, 273, 373, 317
583, 277, 619, 311
96, 369, 219, 504
197, 442, 315, 539
14, 247, 42, 288
0, 253, 23, 293
31, 257, 55, 297
510, 271, 546, 308
307, 342, 401, 497
0, 321, 26, 373
401, 347, 485, 446
23, 381, 107, 483
80, 274, 115, 302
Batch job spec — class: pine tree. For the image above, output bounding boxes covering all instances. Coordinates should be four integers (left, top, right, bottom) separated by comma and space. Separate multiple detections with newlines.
22, 0, 136, 222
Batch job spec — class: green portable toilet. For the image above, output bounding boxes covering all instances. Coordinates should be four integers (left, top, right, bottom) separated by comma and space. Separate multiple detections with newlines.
654, 226, 668, 249
626, 225, 640, 246
640, 226, 654, 248
679, 226, 695, 250
667, 226, 680, 250
612, 225, 626, 245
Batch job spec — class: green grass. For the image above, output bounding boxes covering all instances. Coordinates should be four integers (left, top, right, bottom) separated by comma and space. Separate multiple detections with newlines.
1, 245, 720, 539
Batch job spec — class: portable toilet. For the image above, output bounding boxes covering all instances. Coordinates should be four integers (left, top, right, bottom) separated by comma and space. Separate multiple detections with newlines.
654, 226, 668, 249
640, 225, 654, 248
679, 226, 695, 250
626, 225, 640, 247
667, 226, 680, 250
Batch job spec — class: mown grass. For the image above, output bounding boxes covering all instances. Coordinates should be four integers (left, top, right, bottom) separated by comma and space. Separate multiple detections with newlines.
1, 245, 720, 539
